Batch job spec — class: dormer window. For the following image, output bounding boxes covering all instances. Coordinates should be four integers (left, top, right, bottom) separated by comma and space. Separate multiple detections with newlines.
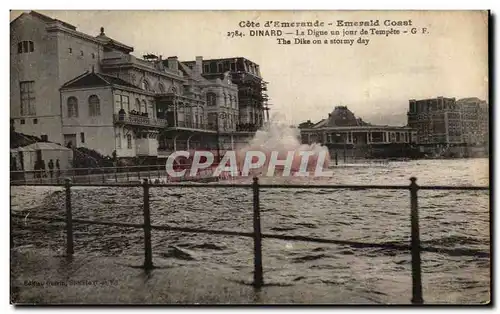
17, 41, 34, 54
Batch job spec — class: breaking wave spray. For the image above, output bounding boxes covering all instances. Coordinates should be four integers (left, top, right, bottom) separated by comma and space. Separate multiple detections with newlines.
234, 114, 330, 176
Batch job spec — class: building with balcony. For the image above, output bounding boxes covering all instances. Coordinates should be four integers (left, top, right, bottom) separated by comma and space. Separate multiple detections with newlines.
10, 11, 271, 161
183, 57, 270, 132
299, 106, 417, 158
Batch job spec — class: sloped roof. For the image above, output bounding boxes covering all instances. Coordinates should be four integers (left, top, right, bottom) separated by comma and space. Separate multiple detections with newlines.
61, 71, 140, 90
10, 11, 77, 30
178, 62, 210, 84
15, 142, 71, 152
309, 106, 372, 129
95, 27, 133, 53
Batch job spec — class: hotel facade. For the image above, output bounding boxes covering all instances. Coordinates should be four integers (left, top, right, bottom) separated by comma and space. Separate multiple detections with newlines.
407, 96, 489, 146
10, 11, 269, 161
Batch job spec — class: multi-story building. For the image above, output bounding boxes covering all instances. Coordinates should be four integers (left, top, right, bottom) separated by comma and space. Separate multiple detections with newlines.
407, 96, 489, 146
183, 57, 270, 132
456, 97, 489, 145
10, 11, 269, 162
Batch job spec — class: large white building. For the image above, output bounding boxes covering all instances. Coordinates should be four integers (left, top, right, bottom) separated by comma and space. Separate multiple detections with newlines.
11, 11, 264, 161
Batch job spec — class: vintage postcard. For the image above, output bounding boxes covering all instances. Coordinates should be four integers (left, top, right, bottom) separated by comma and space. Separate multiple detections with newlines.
10, 10, 490, 305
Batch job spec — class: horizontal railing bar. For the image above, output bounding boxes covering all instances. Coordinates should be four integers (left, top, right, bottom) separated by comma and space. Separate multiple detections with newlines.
12, 214, 65, 222
13, 214, 489, 258
11, 182, 489, 191
12, 214, 144, 229
259, 184, 409, 190
72, 218, 144, 229
417, 186, 489, 191
261, 233, 410, 250
150, 224, 254, 237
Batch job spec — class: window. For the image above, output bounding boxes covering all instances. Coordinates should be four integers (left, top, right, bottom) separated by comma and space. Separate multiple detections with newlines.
80, 132, 85, 144
91, 53, 95, 59
158, 83, 165, 93
68, 48, 72, 54
207, 92, 217, 106
115, 94, 130, 112
33, 118, 38, 124
20, 119, 25, 125
135, 98, 141, 111
148, 101, 154, 117
17, 41, 34, 54
67, 97, 78, 117
217, 63, 223, 72
127, 134, 132, 149
121, 95, 130, 112
116, 132, 122, 149
204, 64, 210, 73
88, 95, 100, 116
20, 81, 36, 116
80, 50, 84, 56
141, 100, 146, 113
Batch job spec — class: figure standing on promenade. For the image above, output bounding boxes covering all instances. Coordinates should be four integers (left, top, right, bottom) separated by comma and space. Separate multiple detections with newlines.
40, 160, 46, 178
48, 159, 54, 179
56, 159, 60, 177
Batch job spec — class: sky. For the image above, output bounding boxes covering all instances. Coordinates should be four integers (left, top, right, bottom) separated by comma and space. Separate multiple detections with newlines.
10, 10, 489, 126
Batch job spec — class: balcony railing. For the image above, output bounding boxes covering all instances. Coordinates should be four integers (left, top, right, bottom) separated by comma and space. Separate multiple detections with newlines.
113, 114, 168, 128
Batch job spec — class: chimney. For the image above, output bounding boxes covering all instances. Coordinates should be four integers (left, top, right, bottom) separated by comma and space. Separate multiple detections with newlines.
195, 56, 203, 75
167, 56, 178, 71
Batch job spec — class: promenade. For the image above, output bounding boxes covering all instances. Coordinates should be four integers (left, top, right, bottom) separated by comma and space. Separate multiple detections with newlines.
11, 247, 377, 305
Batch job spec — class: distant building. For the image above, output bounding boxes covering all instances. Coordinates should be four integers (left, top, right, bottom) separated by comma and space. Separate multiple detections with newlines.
300, 106, 416, 158
456, 97, 489, 145
407, 96, 489, 146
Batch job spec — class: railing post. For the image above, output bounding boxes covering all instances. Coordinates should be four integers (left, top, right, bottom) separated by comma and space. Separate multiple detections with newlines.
142, 178, 153, 270
65, 178, 74, 256
252, 176, 264, 288
410, 177, 423, 304
114, 167, 118, 183
102, 168, 105, 183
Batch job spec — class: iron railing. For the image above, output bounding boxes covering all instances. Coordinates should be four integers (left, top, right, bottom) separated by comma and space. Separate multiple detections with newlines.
113, 114, 168, 128
10, 177, 489, 304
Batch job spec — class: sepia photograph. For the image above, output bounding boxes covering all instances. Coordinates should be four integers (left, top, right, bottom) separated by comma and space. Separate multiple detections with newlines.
9, 9, 490, 305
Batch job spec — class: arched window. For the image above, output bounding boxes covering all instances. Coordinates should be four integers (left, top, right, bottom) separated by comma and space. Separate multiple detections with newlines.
223, 93, 227, 107
141, 100, 147, 113
141, 80, 149, 91
206, 92, 217, 106
158, 83, 165, 93
134, 98, 140, 112
67, 97, 78, 117
88, 95, 100, 116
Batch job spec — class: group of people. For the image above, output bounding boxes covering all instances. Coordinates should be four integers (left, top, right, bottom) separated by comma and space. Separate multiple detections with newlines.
118, 108, 149, 117
34, 158, 60, 179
